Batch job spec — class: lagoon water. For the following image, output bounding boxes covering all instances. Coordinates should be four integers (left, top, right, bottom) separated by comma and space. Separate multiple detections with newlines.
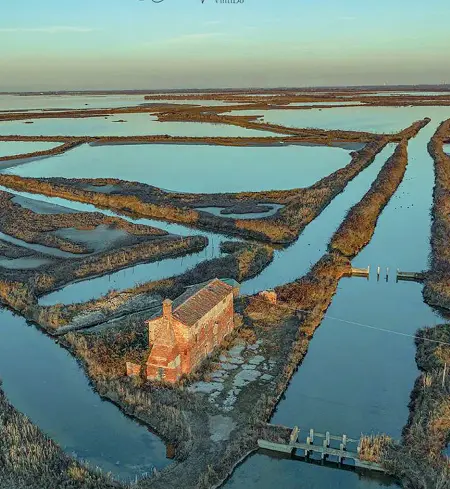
225, 106, 450, 133
0, 101, 449, 484
0, 113, 279, 138
0, 141, 60, 157
0, 94, 150, 112
0, 309, 168, 481
5, 143, 353, 193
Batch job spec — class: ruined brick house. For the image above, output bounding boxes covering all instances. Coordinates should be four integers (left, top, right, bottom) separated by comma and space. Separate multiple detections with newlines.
145, 278, 238, 383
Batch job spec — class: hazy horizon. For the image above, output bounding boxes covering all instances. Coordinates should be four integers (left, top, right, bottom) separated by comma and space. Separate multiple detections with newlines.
2, 0, 450, 91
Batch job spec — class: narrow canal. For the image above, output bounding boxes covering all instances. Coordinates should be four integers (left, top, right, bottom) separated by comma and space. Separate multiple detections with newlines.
225, 116, 447, 488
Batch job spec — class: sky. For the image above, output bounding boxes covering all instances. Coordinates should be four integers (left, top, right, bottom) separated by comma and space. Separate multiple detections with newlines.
0, 0, 449, 91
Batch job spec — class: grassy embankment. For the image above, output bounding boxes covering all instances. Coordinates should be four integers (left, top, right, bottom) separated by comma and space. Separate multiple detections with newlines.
424, 119, 450, 311
0, 140, 83, 163
0, 234, 208, 331
33, 241, 273, 332
0, 137, 390, 244
0, 189, 167, 254
0, 120, 427, 246
329, 118, 430, 257
0, 381, 121, 489
383, 325, 450, 489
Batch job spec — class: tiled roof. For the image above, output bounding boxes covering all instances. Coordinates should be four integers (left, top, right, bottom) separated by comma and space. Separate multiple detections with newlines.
172, 278, 233, 327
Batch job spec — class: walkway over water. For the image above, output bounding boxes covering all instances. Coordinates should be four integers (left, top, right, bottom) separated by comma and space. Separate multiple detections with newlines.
258, 426, 387, 473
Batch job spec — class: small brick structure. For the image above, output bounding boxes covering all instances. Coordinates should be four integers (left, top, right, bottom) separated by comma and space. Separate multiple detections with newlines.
146, 278, 236, 383
126, 362, 142, 377
259, 290, 277, 304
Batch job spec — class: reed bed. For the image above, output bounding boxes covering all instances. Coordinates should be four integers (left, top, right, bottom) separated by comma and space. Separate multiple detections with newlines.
0, 381, 121, 489
383, 325, 450, 489
424, 119, 450, 310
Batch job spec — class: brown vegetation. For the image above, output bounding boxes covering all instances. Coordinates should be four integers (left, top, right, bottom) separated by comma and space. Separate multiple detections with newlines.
0, 189, 166, 254
0, 381, 120, 489
424, 119, 450, 311
34, 241, 273, 333
0, 137, 392, 244
359, 434, 393, 463
330, 119, 429, 256
384, 325, 450, 489
0, 140, 83, 162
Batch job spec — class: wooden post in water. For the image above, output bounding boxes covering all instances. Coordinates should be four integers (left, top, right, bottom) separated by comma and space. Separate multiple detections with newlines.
367, 265, 370, 280
342, 434, 347, 450
377, 266, 381, 281
322, 439, 327, 460
339, 443, 345, 463
386, 267, 389, 282
325, 431, 330, 448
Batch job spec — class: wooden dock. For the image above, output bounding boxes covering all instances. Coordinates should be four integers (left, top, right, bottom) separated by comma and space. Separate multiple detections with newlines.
396, 269, 425, 282
351, 266, 370, 278
258, 427, 387, 473
350, 265, 425, 283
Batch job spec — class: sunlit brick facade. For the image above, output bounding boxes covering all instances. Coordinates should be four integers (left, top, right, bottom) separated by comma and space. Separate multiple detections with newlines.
146, 279, 236, 383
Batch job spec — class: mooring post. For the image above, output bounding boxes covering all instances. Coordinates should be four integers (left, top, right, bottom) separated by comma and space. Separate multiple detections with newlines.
309, 429, 314, 444
377, 266, 380, 281
396, 268, 400, 283
386, 267, 389, 282
367, 265, 370, 280
325, 431, 330, 447
322, 439, 327, 460
342, 434, 347, 450
339, 443, 345, 463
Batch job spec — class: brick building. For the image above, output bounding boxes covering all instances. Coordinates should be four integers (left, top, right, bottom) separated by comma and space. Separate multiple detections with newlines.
146, 278, 237, 383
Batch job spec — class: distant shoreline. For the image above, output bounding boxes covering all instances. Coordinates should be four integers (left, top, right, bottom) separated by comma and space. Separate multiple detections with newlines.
1, 84, 450, 96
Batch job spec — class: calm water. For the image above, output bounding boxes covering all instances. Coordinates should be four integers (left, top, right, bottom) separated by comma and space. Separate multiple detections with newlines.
1, 105, 449, 485
0, 113, 283, 138
39, 146, 389, 305
225, 111, 446, 489
196, 204, 284, 219
0, 94, 149, 111
355, 91, 450, 97
0, 94, 246, 112
224, 106, 450, 133
287, 101, 364, 106
0, 141, 60, 157
240, 144, 395, 294
0, 308, 168, 481
5, 143, 352, 192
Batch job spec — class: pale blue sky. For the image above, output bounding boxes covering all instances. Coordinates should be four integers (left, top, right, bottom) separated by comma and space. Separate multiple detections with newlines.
1, 0, 449, 90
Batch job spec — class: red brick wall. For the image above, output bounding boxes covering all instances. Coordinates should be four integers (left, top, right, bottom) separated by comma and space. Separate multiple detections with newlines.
170, 294, 234, 375
146, 292, 235, 382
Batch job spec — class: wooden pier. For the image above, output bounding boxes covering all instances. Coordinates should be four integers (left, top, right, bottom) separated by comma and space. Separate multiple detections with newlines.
350, 265, 425, 283
351, 266, 370, 278
396, 269, 425, 282
258, 427, 387, 473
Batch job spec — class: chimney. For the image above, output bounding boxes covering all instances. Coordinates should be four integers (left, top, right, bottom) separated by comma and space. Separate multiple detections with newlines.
162, 299, 173, 319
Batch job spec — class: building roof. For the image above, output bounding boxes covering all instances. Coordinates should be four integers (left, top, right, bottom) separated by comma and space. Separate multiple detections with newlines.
172, 278, 233, 327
